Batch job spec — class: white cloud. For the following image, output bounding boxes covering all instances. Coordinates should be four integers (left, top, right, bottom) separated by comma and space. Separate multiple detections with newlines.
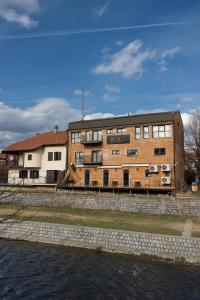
92, 40, 181, 78
181, 113, 192, 127
160, 47, 181, 59
103, 85, 121, 101
156, 47, 181, 73
157, 60, 168, 73
0, 0, 40, 29
92, 1, 110, 18
0, 98, 81, 147
74, 89, 93, 97
0, 98, 118, 147
84, 112, 114, 120
92, 40, 156, 78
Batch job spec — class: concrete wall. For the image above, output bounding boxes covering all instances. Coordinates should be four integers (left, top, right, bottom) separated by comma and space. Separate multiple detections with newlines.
0, 220, 200, 263
3, 192, 200, 216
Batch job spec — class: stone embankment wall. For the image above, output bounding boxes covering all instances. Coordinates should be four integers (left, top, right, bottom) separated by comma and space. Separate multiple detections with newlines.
0, 220, 200, 263
2, 192, 200, 216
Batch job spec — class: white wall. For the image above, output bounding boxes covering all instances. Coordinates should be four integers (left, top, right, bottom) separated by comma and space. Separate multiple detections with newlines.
40, 145, 66, 178
24, 149, 42, 168
8, 145, 67, 185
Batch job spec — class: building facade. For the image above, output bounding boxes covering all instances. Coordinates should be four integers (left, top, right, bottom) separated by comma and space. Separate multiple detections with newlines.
67, 111, 184, 191
3, 131, 68, 185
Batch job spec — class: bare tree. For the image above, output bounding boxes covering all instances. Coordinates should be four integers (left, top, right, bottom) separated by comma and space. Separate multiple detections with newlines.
185, 111, 200, 189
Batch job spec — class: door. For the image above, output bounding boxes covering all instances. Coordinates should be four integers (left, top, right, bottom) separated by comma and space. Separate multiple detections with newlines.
123, 170, 129, 187
46, 170, 59, 184
103, 170, 109, 186
84, 170, 90, 186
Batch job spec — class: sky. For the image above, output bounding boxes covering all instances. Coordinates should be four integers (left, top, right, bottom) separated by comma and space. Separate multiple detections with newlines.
0, 0, 200, 147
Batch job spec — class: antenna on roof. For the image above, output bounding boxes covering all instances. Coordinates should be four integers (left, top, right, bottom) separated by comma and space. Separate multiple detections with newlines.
54, 124, 59, 132
81, 88, 85, 120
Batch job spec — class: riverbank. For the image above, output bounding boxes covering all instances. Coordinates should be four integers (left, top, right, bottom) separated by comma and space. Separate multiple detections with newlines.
0, 219, 200, 264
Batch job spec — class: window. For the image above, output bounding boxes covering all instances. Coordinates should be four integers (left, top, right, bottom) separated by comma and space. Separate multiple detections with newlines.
30, 170, 39, 179
75, 152, 83, 163
93, 130, 102, 141
112, 150, 120, 155
54, 152, 61, 161
153, 125, 172, 138
71, 132, 81, 143
117, 128, 126, 133
92, 151, 102, 163
135, 127, 141, 139
145, 170, 150, 177
19, 170, 28, 179
143, 127, 149, 139
154, 148, 166, 155
28, 154, 32, 161
107, 129, 113, 134
127, 149, 138, 157
48, 152, 53, 161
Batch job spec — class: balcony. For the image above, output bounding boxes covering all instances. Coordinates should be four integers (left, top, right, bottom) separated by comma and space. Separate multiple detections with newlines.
82, 154, 103, 166
80, 134, 103, 145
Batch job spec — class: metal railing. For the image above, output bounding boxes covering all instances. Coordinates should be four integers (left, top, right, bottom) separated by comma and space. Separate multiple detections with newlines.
82, 154, 103, 165
80, 134, 103, 144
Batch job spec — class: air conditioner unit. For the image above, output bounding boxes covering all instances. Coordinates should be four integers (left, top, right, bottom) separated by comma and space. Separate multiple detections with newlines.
149, 165, 158, 173
161, 164, 171, 172
161, 177, 171, 185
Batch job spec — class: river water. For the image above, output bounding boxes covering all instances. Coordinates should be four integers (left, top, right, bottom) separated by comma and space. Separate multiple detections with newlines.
0, 239, 200, 300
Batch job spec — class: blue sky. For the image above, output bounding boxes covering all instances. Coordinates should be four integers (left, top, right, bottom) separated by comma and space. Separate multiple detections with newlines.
0, 0, 200, 147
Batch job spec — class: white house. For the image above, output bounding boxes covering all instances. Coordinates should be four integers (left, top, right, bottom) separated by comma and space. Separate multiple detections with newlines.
3, 131, 68, 185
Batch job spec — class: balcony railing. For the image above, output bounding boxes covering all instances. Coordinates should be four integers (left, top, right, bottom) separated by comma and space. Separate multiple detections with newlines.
80, 134, 103, 145
82, 154, 103, 165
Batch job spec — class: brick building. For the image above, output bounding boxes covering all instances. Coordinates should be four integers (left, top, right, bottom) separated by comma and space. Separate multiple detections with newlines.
67, 111, 184, 191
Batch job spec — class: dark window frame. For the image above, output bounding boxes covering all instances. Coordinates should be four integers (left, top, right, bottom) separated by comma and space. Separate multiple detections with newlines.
28, 154, 32, 161
30, 170, 39, 179
127, 149, 138, 157
19, 170, 28, 179
48, 152, 53, 161
54, 152, 62, 161
154, 148, 166, 156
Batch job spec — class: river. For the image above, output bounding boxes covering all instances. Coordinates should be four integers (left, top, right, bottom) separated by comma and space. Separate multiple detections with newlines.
0, 239, 199, 299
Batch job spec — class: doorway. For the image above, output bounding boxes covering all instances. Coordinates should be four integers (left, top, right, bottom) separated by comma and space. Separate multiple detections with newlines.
103, 170, 109, 187
84, 170, 90, 186
46, 170, 59, 184
123, 170, 129, 187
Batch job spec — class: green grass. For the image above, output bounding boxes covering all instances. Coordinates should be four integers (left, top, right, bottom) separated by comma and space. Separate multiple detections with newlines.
0, 205, 186, 236
23, 215, 182, 236
192, 232, 200, 238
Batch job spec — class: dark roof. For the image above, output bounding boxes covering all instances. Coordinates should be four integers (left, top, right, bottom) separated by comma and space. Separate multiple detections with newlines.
68, 111, 180, 131
3, 131, 68, 153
